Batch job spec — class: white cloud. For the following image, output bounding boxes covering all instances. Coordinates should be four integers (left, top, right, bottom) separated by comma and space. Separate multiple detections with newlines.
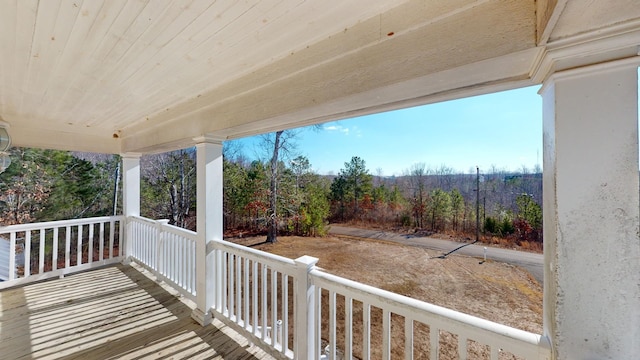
324, 124, 350, 135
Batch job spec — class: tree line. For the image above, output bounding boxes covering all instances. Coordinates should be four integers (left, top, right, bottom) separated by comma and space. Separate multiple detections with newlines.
0, 141, 543, 245
0, 148, 119, 225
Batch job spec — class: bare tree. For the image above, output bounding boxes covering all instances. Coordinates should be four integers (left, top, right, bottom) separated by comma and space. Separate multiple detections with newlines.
141, 149, 196, 229
262, 130, 298, 243
407, 163, 427, 228
435, 164, 455, 190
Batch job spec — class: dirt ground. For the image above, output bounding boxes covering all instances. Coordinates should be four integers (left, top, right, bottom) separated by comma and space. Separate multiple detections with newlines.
231, 235, 542, 359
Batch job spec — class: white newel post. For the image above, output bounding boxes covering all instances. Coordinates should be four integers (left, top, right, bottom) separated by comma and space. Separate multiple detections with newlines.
122, 153, 141, 263
156, 219, 170, 275
541, 60, 640, 359
294, 255, 319, 359
192, 136, 223, 326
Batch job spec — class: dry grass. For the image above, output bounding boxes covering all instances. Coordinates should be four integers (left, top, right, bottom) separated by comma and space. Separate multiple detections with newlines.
231, 235, 542, 359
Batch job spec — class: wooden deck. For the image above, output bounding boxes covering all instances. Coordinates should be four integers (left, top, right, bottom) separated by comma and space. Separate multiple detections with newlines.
0, 264, 276, 360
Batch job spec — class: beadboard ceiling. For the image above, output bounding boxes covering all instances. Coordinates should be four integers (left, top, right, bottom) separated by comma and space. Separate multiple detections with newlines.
1, 0, 639, 154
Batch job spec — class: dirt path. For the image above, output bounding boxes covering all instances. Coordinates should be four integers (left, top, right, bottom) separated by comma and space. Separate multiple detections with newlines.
328, 225, 545, 284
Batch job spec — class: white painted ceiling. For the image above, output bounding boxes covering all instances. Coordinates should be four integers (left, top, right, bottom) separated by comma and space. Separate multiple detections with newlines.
1, 0, 639, 154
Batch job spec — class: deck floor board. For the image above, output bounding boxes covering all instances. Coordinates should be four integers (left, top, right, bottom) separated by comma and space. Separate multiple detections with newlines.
0, 264, 274, 360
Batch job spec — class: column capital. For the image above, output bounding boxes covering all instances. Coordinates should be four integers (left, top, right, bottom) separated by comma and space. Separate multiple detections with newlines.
193, 134, 225, 145
121, 152, 142, 159
539, 56, 640, 95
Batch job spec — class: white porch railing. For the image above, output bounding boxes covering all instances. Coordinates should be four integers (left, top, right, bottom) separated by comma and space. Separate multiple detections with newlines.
206, 239, 307, 359
128, 215, 196, 301
310, 269, 551, 360
2, 215, 551, 359
124, 215, 551, 360
0, 216, 124, 289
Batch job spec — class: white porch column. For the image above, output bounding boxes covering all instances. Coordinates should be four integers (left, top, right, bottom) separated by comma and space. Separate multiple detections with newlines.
541, 60, 640, 359
122, 153, 141, 262
191, 136, 223, 326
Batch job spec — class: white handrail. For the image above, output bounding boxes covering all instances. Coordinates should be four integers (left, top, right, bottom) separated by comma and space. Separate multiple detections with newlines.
0, 216, 124, 289
0, 216, 121, 231
209, 239, 297, 272
309, 269, 551, 360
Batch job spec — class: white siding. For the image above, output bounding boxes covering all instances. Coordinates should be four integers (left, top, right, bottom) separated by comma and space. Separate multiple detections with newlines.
0, 237, 11, 280
0, 237, 22, 281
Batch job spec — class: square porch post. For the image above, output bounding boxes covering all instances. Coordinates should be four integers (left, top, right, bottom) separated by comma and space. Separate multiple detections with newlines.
541, 59, 640, 359
191, 136, 224, 326
122, 153, 141, 263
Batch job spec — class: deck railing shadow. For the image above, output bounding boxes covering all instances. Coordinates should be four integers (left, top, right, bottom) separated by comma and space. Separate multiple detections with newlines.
0, 264, 270, 359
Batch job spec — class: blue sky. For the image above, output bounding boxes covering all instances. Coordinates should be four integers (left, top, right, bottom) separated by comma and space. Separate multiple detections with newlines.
230, 85, 543, 176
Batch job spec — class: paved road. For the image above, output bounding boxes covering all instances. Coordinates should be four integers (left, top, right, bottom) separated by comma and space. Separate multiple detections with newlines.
328, 225, 544, 284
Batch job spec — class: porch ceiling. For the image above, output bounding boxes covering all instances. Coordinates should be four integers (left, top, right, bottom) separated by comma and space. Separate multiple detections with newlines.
1, 0, 639, 154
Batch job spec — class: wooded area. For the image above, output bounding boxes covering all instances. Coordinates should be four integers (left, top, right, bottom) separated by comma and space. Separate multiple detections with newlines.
0, 139, 543, 245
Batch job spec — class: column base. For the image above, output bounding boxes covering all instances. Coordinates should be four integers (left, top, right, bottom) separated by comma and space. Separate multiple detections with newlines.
191, 308, 213, 326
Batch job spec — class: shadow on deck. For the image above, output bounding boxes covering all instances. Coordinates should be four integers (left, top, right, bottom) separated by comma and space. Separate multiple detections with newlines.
0, 263, 274, 360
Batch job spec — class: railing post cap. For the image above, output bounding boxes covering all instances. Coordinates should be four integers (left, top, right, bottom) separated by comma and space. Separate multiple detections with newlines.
294, 255, 319, 266
157, 219, 170, 225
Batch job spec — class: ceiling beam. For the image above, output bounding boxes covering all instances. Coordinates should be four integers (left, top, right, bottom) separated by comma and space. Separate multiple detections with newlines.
10, 125, 121, 154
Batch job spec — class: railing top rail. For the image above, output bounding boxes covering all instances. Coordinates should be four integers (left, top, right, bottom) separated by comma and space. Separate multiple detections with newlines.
310, 268, 551, 357
129, 215, 158, 225
211, 240, 297, 269
161, 223, 197, 238
0, 215, 125, 232
129, 215, 196, 238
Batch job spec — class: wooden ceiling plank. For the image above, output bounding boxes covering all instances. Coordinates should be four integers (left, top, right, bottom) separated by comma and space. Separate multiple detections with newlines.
107, 0, 195, 83
10, 0, 38, 119
104, 1, 274, 129
46, 0, 125, 120
33, 0, 85, 121
109, 3, 400, 129
110, 0, 387, 130
18, 0, 60, 115
120, 2, 268, 88
86, 0, 217, 126
0, 0, 18, 115
106, 1, 293, 127
108, 0, 404, 130
72, 0, 182, 123
114, 5, 378, 131
81, 3, 191, 126
119, 1, 387, 133
55, 0, 163, 123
